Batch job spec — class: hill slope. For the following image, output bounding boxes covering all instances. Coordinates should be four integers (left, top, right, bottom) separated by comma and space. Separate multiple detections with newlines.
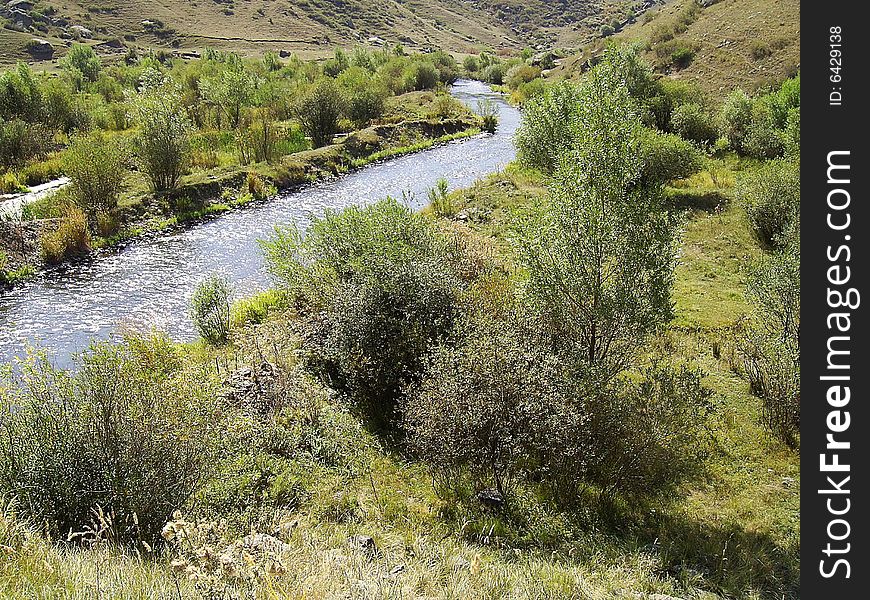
1, 0, 651, 66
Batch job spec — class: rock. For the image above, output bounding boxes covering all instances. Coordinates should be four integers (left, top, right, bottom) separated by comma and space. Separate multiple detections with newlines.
8, 9, 31, 27
388, 564, 406, 577
240, 533, 290, 555
348, 534, 377, 555
26, 37, 53, 58
781, 476, 796, 488
7, 0, 34, 11
476, 488, 505, 510
69, 24, 93, 38
222, 362, 281, 415
279, 49, 292, 58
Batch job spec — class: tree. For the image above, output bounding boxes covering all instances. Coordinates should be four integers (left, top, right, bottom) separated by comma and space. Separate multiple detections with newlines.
513, 61, 676, 378
63, 131, 126, 230
294, 79, 345, 148
514, 80, 583, 173
133, 74, 193, 191
200, 66, 256, 128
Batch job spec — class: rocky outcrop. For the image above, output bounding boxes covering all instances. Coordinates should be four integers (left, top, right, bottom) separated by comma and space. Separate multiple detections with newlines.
26, 37, 54, 58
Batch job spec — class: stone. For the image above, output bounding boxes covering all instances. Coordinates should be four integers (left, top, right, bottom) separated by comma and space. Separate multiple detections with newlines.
69, 24, 93, 38
388, 564, 406, 577
26, 38, 53, 58
7, 0, 34, 11
476, 488, 505, 510
348, 534, 377, 555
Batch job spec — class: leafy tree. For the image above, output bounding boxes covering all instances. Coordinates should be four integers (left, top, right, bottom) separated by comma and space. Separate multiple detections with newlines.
294, 79, 345, 148
513, 62, 676, 378
719, 89, 753, 152
515, 80, 583, 173
133, 74, 193, 191
200, 66, 256, 128
0, 63, 42, 122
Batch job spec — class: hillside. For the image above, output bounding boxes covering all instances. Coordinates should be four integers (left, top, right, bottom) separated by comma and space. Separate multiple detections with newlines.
553, 0, 800, 95
1, 0, 660, 67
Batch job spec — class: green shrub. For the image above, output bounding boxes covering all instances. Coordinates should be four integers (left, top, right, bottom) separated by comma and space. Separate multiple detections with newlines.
190, 275, 232, 346
669, 102, 718, 145
403, 61, 438, 91
0, 334, 222, 543
670, 46, 695, 69
719, 89, 753, 152
505, 64, 541, 90
261, 198, 465, 427
59, 44, 102, 84
515, 81, 582, 173
238, 116, 279, 164
62, 131, 126, 228
462, 55, 479, 73
345, 87, 386, 127
481, 63, 506, 85
638, 128, 703, 184
736, 160, 799, 247
133, 76, 193, 192
294, 79, 345, 148
0, 63, 42, 122
428, 178, 455, 218
741, 236, 800, 448
39, 206, 91, 264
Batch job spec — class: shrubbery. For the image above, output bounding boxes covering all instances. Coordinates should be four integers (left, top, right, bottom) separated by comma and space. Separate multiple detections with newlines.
133, 76, 193, 191
669, 102, 718, 145
63, 131, 126, 228
190, 275, 232, 346
736, 159, 799, 247
294, 79, 345, 148
0, 335, 223, 543
262, 198, 468, 427
39, 206, 91, 264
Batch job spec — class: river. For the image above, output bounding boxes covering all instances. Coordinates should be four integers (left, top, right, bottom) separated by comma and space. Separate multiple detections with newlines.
0, 81, 520, 368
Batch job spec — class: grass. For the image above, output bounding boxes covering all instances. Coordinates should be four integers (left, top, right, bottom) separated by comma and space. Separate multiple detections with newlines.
350, 128, 481, 168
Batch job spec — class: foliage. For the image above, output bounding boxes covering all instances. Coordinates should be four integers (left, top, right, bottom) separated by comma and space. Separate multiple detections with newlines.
513, 62, 676, 378
344, 86, 385, 128
427, 178, 455, 218
0, 335, 222, 543
200, 66, 257, 128
62, 131, 126, 227
39, 206, 91, 264
736, 159, 799, 247
741, 232, 800, 447
718, 89, 753, 153
637, 128, 703, 184
475, 99, 499, 134
514, 81, 583, 173
133, 77, 193, 191
190, 275, 232, 346
294, 79, 345, 148
669, 102, 717, 145
59, 44, 102, 84
261, 198, 465, 427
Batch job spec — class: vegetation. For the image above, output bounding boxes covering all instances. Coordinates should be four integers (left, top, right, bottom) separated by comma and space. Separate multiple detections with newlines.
0, 12, 801, 599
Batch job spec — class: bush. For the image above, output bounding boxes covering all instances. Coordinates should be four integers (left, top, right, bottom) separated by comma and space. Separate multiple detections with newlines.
60, 44, 102, 84
741, 237, 800, 447
427, 178, 455, 217
669, 102, 718, 145
0, 335, 223, 543
481, 63, 506, 85
736, 160, 800, 247
742, 120, 785, 159
190, 275, 232, 346
638, 128, 703, 184
719, 89, 753, 152
0, 63, 42, 122
133, 77, 193, 191
62, 131, 126, 228
39, 206, 91, 264
0, 119, 46, 167
463, 55, 479, 73
669, 46, 695, 69
261, 198, 465, 427
403, 61, 438, 91
406, 317, 713, 501
294, 79, 345, 148
345, 87, 385, 127
238, 115, 278, 164
405, 318, 580, 496
505, 64, 541, 90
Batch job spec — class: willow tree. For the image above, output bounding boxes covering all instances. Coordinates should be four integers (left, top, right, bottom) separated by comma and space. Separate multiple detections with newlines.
514, 57, 677, 379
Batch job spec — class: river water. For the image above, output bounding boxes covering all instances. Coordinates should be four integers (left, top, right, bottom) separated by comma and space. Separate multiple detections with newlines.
0, 81, 520, 368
